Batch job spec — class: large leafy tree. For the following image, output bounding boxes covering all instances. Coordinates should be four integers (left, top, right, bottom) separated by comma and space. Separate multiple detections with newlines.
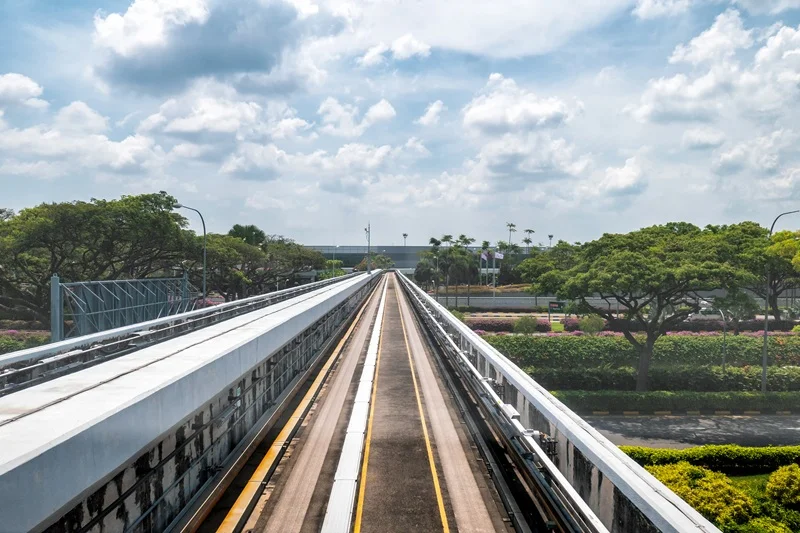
228, 224, 267, 247
535, 223, 743, 391
0, 192, 192, 323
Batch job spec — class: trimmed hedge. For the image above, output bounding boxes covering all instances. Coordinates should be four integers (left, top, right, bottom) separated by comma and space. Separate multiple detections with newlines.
465, 317, 516, 332
467, 317, 798, 334
551, 391, 800, 414
0, 332, 50, 355
621, 445, 800, 476
487, 334, 800, 368
527, 366, 800, 392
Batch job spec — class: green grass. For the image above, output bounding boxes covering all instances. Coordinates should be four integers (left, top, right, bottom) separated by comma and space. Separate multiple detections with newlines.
731, 474, 770, 498
551, 322, 565, 332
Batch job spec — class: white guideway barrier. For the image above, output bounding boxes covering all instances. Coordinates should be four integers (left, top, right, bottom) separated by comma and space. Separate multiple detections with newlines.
320, 279, 388, 533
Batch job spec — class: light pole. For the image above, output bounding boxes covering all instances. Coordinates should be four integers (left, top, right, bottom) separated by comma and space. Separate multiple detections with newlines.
175, 203, 206, 303
548, 234, 554, 248
403, 233, 408, 247
701, 300, 727, 372
763, 210, 800, 392
365, 224, 371, 274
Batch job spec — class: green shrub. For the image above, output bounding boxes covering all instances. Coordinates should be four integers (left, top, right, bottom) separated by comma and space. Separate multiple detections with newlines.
449, 309, 465, 322
766, 465, 800, 510
578, 314, 605, 335
527, 365, 800, 392
646, 462, 752, 526
486, 334, 800, 368
552, 391, 800, 416
513, 316, 539, 334
793, 325, 800, 333
731, 517, 792, 533
622, 445, 800, 475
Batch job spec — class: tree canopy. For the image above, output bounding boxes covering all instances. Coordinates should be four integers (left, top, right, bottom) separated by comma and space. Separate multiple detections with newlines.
531, 223, 748, 391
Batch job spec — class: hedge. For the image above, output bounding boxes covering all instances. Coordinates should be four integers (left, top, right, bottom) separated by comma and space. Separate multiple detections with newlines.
0, 332, 50, 355
527, 366, 800, 392
486, 334, 800, 368
621, 445, 800, 476
551, 391, 800, 414
465, 317, 516, 332
467, 317, 798, 334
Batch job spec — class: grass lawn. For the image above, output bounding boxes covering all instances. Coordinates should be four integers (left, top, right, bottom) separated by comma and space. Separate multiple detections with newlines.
730, 473, 770, 497
551, 322, 565, 332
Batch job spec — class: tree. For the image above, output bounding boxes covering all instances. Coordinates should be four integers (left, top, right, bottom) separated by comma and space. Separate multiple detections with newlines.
535, 223, 744, 391
319, 260, 345, 280
522, 237, 533, 254
228, 224, 267, 247
713, 288, 760, 335
524, 228, 535, 250
0, 192, 192, 324
414, 252, 437, 290
354, 253, 394, 271
0, 209, 13, 221
507, 222, 517, 244
441, 234, 453, 247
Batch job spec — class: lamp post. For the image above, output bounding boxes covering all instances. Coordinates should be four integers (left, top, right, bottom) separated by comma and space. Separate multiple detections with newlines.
175, 203, 206, 303
762, 210, 800, 392
701, 300, 727, 372
365, 224, 371, 274
403, 233, 408, 247
548, 234, 554, 248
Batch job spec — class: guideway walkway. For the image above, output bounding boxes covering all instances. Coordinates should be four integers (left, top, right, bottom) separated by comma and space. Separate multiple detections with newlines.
249, 274, 502, 532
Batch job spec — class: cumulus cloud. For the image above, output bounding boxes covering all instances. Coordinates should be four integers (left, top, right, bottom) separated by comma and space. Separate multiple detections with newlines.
713, 129, 795, 175
682, 127, 726, 150
390, 34, 431, 60
0, 73, 48, 109
632, 0, 691, 19
733, 0, 800, 15
54, 102, 109, 133
463, 74, 580, 136
317, 97, 396, 137
415, 100, 445, 126
357, 34, 431, 66
669, 9, 752, 65
92, 0, 342, 93
598, 157, 646, 196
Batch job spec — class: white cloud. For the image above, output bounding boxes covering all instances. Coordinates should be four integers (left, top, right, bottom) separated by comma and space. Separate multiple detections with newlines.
54, 102, 109, 133
318, 97, 396, 137
415, 100, 445, 126
93, 0, 210, 56
358, 43, 389, 67
713, 129, 795, 175
463, 74, 580, 135
733, 0, 800, 15
632, 0, 691, 20
0, 73, 48, 109
357, 34, 430, 66
669, 9, 752, 65
682, 127, 726, 149
598, 157, 646, 196
169, 142, 214, 158
165, 98, 261, 134
626, 66, 736, 122
390, 34, 431, 60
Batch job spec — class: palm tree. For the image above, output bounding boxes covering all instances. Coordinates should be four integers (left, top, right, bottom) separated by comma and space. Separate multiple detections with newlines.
524, 228, 535, 251
523, 237, 533, 254
442, 234, 453, 247
506, 222, 517, 244
428, 237, 442, 297
456, 235, 476, 306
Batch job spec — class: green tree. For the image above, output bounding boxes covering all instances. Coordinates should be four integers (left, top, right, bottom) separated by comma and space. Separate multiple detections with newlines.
507, 222, 517, 244
228, 224, 267, 247
535, 223, 743, 391
0, 192, 191, 324
713, 288, 760, 334
354, 253, 394, 271
414, 252, 437, 290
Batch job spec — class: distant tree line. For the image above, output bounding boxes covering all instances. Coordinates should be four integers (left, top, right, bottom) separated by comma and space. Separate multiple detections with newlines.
415, 222, 800, 391
0, 192, 326, 325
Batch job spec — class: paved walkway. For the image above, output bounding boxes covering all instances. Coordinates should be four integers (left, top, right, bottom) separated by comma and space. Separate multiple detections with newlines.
585, 415, 800, 448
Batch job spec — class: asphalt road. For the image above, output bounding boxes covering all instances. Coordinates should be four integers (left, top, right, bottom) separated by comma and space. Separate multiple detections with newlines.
584, 415, 800, 448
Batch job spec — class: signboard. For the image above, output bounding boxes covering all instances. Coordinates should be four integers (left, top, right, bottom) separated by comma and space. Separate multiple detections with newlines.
548, 301, 566, 313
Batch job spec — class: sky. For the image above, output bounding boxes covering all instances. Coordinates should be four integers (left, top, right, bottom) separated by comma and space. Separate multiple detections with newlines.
3, 0, 800, 246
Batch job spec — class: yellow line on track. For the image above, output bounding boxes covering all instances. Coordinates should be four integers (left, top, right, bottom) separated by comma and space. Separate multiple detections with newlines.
215, 285, 377, 533
396, 285, 450, 533
353, 283, 387, 533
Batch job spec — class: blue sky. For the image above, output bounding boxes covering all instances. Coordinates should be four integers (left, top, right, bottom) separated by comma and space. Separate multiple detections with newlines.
3, 0, 800, 246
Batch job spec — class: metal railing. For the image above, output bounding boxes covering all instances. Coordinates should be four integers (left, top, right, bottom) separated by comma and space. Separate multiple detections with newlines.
397, 273, 720, 533
1, 273, 364, 393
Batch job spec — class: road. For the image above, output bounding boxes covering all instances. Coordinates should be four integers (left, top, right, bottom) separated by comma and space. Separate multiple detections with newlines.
585, 415, 800, 448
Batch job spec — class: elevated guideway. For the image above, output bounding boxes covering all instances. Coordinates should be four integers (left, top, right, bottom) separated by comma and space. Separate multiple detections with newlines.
0, 271, 721, 533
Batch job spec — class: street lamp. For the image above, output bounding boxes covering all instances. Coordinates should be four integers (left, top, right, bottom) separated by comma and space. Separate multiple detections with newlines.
763, 210, 800, 392
403, 233, 408, 247
701, 300, 728, 372
174, 203, 206, 303
548, 234, 554, 248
